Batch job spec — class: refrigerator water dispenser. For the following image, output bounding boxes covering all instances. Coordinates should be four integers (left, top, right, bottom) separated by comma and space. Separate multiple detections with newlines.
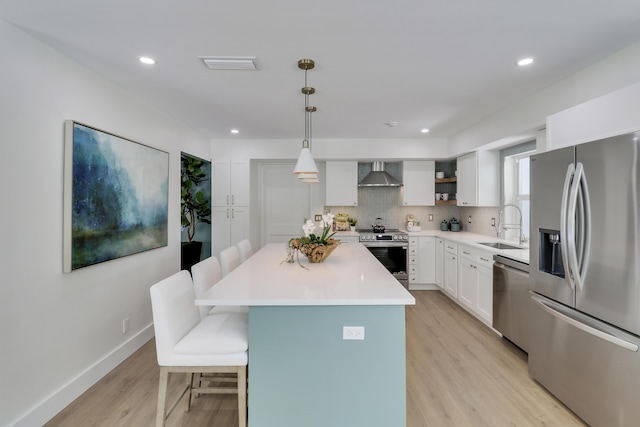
539, 229, 564, 278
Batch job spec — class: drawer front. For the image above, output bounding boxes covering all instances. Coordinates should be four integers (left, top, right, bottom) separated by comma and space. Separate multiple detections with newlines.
459, 246, 474, 261
409, 246, 419, 256
409, 265, 419, 275
445, 241, 458, 254
409, 274, 419, 283
476, 251, 493, 268
409, 255, 418, 265
409, 237, 419, 246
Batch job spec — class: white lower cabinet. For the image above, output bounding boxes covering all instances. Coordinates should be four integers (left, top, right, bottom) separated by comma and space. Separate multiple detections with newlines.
443, 241, 458, 298
408, 236, 435, 286
456, 244, 494, 325
212, 205, 250, 258
435, 238, 444, 288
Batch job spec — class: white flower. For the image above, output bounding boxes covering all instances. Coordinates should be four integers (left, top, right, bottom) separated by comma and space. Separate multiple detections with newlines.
302, 219, 316, 237
321, 213, 335, 229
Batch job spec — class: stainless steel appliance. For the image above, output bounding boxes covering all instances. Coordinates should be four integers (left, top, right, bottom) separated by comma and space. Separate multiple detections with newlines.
358, 228, 408, 287
530, 132, 640, 427
493, 254, 529, 352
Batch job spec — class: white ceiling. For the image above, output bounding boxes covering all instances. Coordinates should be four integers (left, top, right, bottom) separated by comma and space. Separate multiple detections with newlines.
3, 0, 640, 141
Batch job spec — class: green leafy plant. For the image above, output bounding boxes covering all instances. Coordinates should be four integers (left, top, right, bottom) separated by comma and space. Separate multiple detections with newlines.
181, 155, 211, 242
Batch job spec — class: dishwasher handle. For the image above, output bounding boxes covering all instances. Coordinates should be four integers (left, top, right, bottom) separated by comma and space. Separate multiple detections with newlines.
494, 261, 529, 278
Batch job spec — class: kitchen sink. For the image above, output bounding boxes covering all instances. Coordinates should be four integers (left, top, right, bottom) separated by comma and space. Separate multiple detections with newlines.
478, 242, 523, 250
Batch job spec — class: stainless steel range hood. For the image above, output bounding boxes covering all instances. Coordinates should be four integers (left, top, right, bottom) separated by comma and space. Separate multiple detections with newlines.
358, 161, 403, 187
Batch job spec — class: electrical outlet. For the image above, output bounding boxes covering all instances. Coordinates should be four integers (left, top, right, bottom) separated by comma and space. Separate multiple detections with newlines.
343, 326, 365, 340
468, 215, 472, 224
122, 317, 130, 334
491, 217, 495, 226
314, 214, 322, 221
428, 214, 434, 222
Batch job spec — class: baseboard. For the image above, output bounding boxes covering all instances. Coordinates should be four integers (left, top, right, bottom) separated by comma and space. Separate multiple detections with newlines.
10, 323, 155, 427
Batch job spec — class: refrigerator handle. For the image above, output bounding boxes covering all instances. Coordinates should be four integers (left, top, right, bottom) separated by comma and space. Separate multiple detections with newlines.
532, 295, 639, 352
567, 162, 585, 291
575, 163, 591, 291
560, 163, 575, 291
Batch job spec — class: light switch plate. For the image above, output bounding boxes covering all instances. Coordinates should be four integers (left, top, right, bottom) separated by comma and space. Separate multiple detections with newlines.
315, 214, 322, 221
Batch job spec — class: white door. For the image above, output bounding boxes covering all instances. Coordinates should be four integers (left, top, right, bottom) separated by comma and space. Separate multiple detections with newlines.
261, 163, 311, 245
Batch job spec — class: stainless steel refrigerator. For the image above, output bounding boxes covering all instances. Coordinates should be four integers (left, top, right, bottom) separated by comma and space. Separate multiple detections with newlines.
529, 132, 640, 427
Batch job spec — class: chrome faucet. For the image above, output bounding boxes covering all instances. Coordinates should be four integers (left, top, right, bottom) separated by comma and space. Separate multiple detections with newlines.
496, 204, 525, 245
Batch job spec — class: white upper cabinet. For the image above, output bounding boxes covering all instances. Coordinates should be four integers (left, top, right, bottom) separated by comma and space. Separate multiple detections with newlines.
402, 160, 435, 206
456, 151, 499, 207
326, 161, 358, 206
212, 158, 250, 207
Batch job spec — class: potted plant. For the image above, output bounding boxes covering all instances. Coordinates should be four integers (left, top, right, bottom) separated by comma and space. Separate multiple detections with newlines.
181, 154, 211, 271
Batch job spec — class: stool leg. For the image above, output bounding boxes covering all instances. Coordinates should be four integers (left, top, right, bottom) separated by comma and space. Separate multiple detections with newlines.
156, 367, 169, 427
237, 366, 247, 427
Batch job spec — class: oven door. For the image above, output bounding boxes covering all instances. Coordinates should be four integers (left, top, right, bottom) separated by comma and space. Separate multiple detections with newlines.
364, 245, 408, 287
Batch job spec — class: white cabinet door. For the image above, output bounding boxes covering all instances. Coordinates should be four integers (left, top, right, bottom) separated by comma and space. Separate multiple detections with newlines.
477, 265, 493, 324
325, 161, 358, 206
212, 206, 231, 257
458, 253, 477, 311
212, 206, 250, 258
444, 252, 458, 298
456, 151, 499, 207
212, 158, 250, 206
418, 237, 435, 284
435, 238, 444, 288
402, 160, 435, 206
212, 160, 231, 207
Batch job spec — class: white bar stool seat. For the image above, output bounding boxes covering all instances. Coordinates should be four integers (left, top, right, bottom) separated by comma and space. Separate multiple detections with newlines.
150, 270, 248, 427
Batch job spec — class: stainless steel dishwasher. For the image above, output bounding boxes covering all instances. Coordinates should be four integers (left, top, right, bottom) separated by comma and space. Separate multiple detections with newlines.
493, 254, 530, 353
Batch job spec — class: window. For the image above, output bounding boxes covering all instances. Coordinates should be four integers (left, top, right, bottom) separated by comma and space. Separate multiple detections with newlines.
501, 141, 536, 243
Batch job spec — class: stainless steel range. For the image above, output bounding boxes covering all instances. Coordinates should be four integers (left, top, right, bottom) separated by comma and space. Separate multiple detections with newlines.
357, 228, 408, 287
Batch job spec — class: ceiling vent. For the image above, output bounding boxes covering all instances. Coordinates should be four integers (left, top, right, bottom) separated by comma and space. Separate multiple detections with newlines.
199, 56, 259, 70
358, 161, 403, 187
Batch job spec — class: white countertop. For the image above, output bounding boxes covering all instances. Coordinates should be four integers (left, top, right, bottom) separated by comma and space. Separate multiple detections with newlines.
405, 230, 530, 264
196, 243, 416, 307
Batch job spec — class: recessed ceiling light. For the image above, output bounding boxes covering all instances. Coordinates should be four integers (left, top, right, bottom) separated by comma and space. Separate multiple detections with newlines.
517, 58, 534, 66
230, 129, 239, 134
421, 128, 430, 133
138, 56, 156, 65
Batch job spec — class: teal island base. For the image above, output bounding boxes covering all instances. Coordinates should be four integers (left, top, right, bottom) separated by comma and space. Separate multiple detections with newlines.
248, 304, 407, 427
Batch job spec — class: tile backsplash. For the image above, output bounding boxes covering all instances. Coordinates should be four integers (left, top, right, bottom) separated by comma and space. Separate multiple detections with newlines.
327, 187, 499, 237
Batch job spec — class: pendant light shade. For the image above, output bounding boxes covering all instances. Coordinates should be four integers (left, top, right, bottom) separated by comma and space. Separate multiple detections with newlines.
294, 59, 319, 182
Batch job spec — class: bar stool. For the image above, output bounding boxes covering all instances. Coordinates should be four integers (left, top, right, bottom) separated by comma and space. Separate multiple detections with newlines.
236, 239, 254, 263
150, 271, 248, 427
220, 246, 242, 277
191, 256, 249, 317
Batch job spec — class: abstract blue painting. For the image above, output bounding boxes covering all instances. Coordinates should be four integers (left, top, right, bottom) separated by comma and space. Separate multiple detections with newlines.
63, 121, 169, 272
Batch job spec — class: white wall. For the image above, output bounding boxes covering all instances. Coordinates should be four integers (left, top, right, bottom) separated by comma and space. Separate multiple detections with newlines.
0, 21, 209, 426
449, 39, 640, 154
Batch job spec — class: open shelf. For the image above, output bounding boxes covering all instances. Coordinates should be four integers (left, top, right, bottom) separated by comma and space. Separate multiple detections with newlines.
435, 199, 457, 205
435, 177, 457, 184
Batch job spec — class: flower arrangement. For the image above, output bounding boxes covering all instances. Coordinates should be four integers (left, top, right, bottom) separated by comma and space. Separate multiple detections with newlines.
284, 213, 340, 267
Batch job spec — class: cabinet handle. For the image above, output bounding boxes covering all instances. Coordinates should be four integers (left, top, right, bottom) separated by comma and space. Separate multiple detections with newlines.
227, 195, 230, 205
232, 209, 235, 219
232, 195, 235, 205
463, 250, 470, 255
480, 257, 489, 262
226, 208, 229, 219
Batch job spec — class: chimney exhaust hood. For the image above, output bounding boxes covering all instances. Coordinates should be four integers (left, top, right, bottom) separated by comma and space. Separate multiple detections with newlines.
358, 161, 403, 187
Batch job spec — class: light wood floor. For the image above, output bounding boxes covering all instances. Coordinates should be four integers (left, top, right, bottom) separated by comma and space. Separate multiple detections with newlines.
45, 291, 586, 426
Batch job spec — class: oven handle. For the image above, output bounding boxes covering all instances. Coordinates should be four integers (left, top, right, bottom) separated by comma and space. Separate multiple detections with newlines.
361, 243, 408, 248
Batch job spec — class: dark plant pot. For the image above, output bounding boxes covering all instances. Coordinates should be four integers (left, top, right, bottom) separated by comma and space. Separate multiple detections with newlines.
181, 241, 203, 272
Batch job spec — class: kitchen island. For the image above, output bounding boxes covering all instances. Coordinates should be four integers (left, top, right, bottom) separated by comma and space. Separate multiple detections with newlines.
196, 242, 415, 427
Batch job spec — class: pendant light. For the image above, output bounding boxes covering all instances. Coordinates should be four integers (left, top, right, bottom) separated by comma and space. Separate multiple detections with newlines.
293, 59, 319, 183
